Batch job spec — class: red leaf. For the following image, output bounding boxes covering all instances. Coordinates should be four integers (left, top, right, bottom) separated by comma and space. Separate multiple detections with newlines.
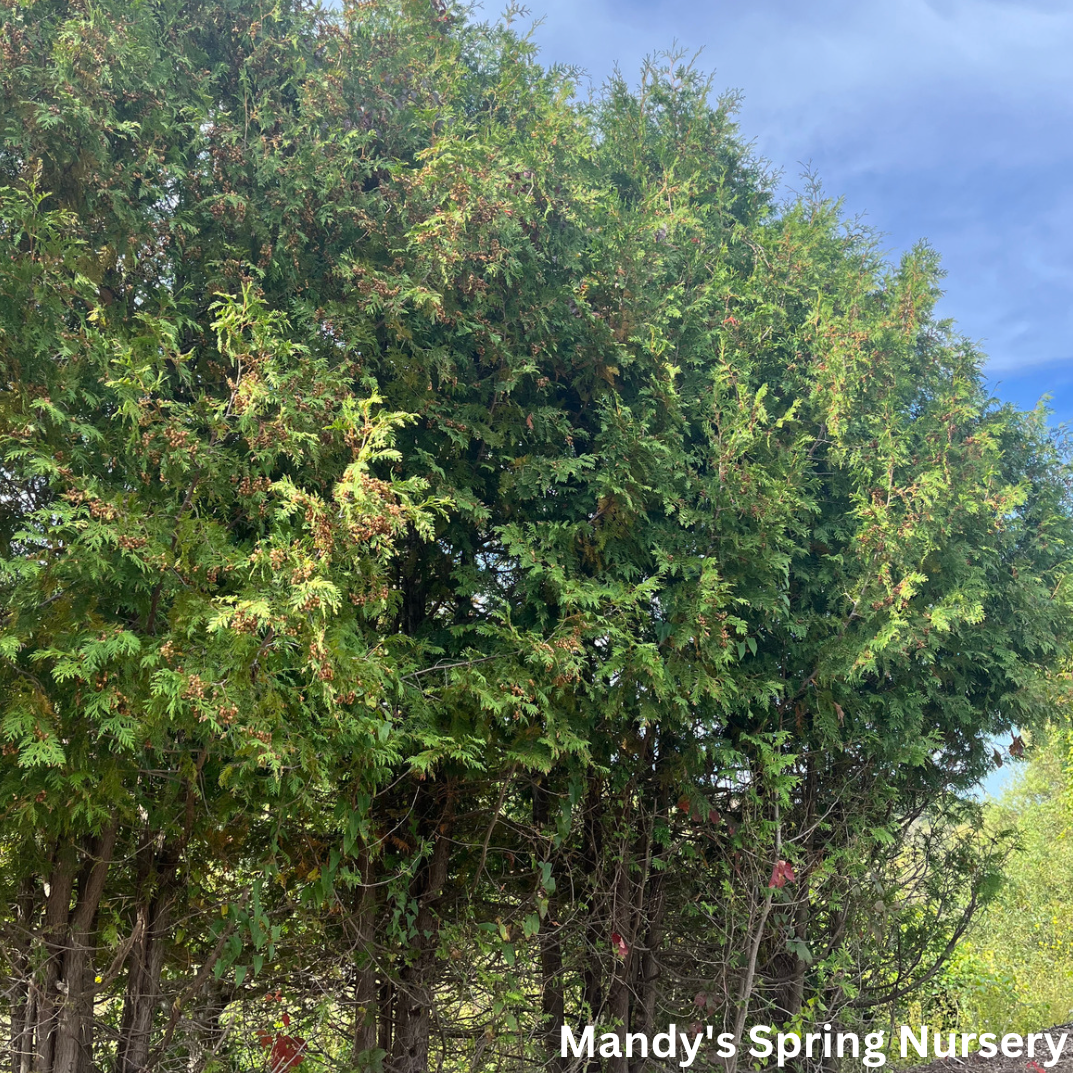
768, 860, 796, 889
611, 932, 628, 959
281, 1012, 291, 1028
256, 1029, 273, 1050
269, 1034, 306, 1072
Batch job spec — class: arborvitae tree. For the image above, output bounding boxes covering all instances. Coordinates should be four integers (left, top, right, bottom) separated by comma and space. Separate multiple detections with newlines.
2, 1, 1072, 1071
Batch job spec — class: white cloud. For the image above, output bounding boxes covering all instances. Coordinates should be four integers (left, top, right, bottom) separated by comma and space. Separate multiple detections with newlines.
523, 0, 1073, 374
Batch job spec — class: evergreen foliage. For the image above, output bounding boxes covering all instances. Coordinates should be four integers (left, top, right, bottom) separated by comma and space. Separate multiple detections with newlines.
2, 1, 1072, 1070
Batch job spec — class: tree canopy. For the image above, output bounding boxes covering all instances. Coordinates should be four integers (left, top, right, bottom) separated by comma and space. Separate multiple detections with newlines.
2, 1, 1072, 1071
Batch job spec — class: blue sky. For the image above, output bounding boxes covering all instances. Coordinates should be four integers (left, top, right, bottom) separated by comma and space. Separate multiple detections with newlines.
523, 0, 1073, 426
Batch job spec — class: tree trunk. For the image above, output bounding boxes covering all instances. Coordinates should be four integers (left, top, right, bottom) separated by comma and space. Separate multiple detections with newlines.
15, 992, 35, 1073
378, 980, 394, 1060
631, 865, 666, 1073
534, 777, 565, 1072
350, 850, 379, 1068
629, 761, 668, 1073
34, 843, 77, 1073
115, 838, 180, 1073
53, 820, 119, 1073
605, 872, 632, 1073
539, 917, 565, 1073
8, 876, 36, 1073
579, 778, 605, 1073
389, 809, 451, 1073
604, 744, 658, 1073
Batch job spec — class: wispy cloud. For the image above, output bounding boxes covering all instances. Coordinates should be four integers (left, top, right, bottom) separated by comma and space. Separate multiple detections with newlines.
524, 0, 1073, 379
